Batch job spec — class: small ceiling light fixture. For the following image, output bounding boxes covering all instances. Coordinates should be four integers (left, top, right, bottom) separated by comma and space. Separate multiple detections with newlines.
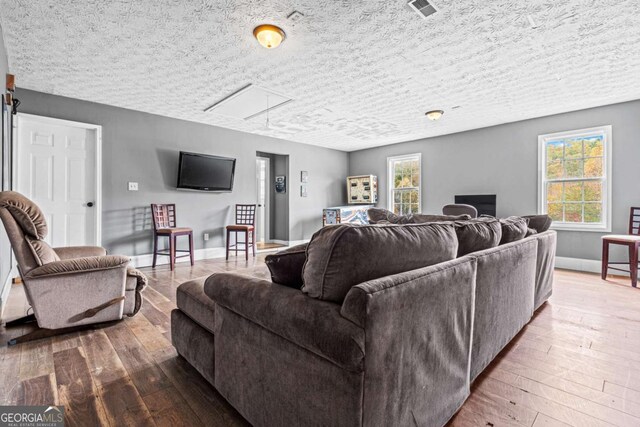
425, 109, 444, 121
253, 24, 286, 49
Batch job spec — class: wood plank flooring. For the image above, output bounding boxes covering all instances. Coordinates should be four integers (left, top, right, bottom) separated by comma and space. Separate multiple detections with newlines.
1, 255, 640, 427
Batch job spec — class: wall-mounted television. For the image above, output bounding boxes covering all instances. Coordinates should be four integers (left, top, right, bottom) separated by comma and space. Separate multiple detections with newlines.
176, 151, 236, 192
454, 194, 497, 217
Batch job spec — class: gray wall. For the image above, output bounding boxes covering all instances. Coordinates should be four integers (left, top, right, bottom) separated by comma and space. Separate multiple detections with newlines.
0, 23, 12, 312
349, 99, 640, 261
16, 89, 347, 259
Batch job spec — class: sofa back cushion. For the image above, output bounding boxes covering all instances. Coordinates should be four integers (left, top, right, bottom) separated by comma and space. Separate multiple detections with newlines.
522, 214, 552, 233
499, 216, 529, 245
302, 223, 458, 303
264, 243, 307, 289
367, 208, 470, 224
454, 217, 502, 256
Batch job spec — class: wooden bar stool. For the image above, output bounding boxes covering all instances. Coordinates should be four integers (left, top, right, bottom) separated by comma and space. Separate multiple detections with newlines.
226, 204, 256, 260
601, 207, 640, 287
151, 204, 194, 270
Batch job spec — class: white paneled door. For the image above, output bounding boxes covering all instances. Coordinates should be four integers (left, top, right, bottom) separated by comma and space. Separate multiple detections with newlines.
16, 114, 101, 247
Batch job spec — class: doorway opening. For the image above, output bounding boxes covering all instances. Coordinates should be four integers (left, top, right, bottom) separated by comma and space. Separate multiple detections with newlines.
255, 151, 289, 250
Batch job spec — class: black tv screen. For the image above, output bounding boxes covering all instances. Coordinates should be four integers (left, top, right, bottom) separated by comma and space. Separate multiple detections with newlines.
454, 194, 497, 217
177, 151, 236, 192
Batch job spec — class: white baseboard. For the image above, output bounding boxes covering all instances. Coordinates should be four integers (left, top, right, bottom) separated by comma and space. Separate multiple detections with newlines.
0, 266, 16, 319
553, 256, 629, 276
270, 239, 289, 245
129, 240, 309, 268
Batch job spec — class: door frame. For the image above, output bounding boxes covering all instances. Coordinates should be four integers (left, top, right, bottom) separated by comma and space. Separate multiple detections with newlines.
14, 113, 103, 246
255, 156, 271, 243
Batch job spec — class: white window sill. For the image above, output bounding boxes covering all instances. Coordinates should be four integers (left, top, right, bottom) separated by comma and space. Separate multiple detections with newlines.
550, 223, 611, 233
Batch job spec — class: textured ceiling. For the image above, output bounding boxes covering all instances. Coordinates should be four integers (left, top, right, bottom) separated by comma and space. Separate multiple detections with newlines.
1, 0, 640, 151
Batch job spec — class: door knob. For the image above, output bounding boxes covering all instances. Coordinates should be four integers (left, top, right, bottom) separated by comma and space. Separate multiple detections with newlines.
87, 202, 94, 207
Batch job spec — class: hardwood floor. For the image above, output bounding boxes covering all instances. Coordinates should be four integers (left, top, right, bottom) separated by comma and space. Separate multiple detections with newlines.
1, 257, 640, 427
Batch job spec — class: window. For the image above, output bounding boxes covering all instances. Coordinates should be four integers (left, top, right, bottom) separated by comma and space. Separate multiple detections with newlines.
538, 126, 612, 231
387, 153, 421, 215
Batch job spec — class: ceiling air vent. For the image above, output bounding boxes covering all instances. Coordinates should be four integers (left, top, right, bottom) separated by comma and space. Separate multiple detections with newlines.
408, 0, 438, 19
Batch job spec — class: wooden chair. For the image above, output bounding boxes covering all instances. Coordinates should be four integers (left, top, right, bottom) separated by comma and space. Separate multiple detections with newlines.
151, 204, 194, 270
601, 207, 640, 287
226, 204, 256, 260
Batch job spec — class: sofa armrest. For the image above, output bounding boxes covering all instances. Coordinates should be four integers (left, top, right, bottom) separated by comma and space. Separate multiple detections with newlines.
53, 246, 107, 260
340, 257, 477, 427
204, 273, 365, 372
25, 255, 130, 278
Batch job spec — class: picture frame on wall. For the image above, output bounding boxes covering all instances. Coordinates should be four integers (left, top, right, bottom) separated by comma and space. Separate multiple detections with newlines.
275, 175, 286, 193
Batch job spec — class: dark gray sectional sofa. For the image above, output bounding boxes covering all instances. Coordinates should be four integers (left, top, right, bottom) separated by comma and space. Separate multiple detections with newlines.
171, 218, 556, 427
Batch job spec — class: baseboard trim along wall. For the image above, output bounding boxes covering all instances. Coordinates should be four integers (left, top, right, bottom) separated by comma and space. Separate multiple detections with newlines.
0, 266, 16, 319
129, 240, 308, 268
554, 256, 628, 276
131, 251, 608, 275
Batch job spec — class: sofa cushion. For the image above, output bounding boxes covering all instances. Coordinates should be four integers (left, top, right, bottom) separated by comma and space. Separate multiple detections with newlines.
302, 223, 458, 303
206, 273, 365, 372
454, 217, 502, 256
177, 277, 216, 334
523, 214, 552, 233
499, 216, 529, 245
264, 243, 307, 289
26, 237, 61, 266
367, 208, 470, 224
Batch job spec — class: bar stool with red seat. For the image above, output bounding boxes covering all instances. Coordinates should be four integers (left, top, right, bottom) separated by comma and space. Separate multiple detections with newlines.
226, 204, 256, 260
151, 203, 194, 270
602, 207, 640, 287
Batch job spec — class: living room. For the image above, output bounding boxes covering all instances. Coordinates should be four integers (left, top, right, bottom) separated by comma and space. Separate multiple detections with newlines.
1, 1, 640, 426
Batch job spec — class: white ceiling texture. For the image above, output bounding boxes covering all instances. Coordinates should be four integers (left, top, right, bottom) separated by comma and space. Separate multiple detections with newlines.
1, 0, 640, 151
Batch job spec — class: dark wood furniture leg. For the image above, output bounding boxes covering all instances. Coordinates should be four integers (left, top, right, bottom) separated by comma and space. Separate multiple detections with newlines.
252, 230, 256, 257
630, 242, 639, 288
235, 231, 238, 257
601, 239, 609, 280
226, 229, 230, 260
169, 235, 175, 271
152, 233, 158, 267
245, 230, 249, 261
189, 231, 194, 266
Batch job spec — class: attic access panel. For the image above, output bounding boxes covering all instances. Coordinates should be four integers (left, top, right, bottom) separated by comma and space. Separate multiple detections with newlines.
204, 84, 292, 120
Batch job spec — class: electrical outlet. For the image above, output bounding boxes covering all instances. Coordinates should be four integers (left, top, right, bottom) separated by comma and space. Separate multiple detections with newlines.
203, 233, 209, 241
128, 182, 138, 191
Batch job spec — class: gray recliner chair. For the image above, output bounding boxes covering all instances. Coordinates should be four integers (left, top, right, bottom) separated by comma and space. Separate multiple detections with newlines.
442, 203, 478, 218
0, 191, 147, 345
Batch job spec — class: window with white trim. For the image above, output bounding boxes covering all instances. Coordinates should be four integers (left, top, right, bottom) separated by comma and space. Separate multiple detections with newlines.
538, 126, 612, 232
387, 153, 421, 215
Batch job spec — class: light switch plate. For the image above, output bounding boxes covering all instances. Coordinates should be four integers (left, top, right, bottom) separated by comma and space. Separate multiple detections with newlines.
128, 182, 139, 191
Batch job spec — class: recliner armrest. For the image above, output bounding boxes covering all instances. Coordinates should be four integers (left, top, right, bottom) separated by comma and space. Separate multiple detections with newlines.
25, 255, 130, 278
53, 246, 107, 260
204, 273, 365, 372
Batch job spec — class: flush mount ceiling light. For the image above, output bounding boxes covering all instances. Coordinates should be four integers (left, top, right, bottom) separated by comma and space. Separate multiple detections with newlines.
425, 110, 444, 121
253, 24, 286, 49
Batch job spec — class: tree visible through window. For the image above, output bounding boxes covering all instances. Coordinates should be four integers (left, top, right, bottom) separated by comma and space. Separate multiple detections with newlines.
388, 154, 421, 215
539, 126, 611, 231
